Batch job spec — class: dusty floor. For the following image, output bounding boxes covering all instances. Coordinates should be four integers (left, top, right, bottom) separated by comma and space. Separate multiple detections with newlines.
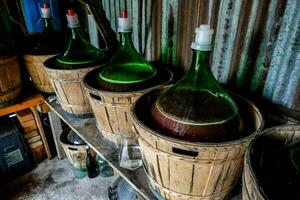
0, 158, 116, 200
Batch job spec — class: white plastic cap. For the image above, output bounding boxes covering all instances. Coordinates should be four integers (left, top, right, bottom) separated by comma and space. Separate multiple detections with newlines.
41, 3, 51, 18
66, 9, 79, 28
41, 8, 51, 18
118, 10, 132, 32
118, 18, 132, 32
191, 24, 214, 50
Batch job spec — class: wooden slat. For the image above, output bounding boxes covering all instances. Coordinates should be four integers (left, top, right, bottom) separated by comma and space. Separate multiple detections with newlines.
133, 88, 263, 199
48, 111, 65, 159
23, 54, 54, 93
30, 107, 52, 159
0, 93, 44, 116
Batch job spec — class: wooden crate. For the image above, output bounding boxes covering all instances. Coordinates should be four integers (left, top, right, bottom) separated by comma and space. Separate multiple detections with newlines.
17, 109, 37, 131
16, 109, 46, 163
30, 144, 46, 163
132, 89, 264, 200
0, 55, 22, 107
24, 130, 39, 139
16, 109, 34, 122
22, 120, 37, 133
29, 140, 43, 149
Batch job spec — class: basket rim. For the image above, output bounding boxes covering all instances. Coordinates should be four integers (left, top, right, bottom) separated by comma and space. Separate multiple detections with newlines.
43, 55, 104, 71
23, 53, 58, 57
83, 67, 174, 95
131, 89, 264, 147
244, 124, 300, 199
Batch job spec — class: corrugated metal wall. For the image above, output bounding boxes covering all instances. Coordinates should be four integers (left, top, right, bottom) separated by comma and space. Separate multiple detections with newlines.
100, 0, 300, 111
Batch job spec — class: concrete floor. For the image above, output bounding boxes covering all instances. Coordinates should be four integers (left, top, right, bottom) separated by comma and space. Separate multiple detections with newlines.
0, 158, 116, 200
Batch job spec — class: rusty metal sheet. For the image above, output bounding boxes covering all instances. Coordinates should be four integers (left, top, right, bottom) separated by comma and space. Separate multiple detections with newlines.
100, 0, 300, 111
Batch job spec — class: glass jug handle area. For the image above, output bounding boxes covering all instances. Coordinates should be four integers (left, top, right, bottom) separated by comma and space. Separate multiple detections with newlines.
118, 132, 142, 171
78, 0, 119, 55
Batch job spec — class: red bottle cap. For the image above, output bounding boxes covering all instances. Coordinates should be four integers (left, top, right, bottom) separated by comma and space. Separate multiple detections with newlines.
42, 2, 49, 9
67, 8, 75, 16
121, 9, 127, 18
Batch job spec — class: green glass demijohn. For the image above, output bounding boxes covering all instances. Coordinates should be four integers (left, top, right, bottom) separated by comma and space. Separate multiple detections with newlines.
30, 2, 62, 55
0, 0, 16, 56
151, 25, 239, 142
56, 8, 105, 68
97, 9, 156, 91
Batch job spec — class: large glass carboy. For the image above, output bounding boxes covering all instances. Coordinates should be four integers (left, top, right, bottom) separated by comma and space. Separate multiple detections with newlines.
56, 8, 105, 68
151, 25, 239, 142
97, 10, 156, 91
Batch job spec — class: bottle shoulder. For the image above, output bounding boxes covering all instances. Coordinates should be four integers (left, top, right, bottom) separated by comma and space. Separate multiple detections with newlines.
98, 44, 156, 84
55, 34, 106, 67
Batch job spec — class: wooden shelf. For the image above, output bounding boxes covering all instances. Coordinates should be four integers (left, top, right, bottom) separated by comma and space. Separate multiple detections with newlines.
0, 92, 52, 159
45, 96, 242, 200
0, 93, 44, 117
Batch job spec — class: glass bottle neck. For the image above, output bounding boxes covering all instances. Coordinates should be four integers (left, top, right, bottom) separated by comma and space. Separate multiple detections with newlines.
190, 49, 210, 72
70, 25, 84, 40
120, 32, 135, 49
43, 18, 53, 30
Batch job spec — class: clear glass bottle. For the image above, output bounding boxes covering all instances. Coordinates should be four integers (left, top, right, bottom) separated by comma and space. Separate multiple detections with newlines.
97, 9, 156, 91
96, 155, 114, 177
119, 132, 142, 170
151, 25, 239, 142
30, 2, 63, 55
73, 162, 86, 179
56, 8, 105, 68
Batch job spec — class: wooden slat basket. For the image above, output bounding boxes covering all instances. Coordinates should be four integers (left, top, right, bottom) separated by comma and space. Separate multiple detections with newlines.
60, 130, 88, 168
132, 88, 264, 200
44, 56, 101, 115
24, 54, 55, 93
0, 55, 22, 107
243, 124, 300, 200
83, 67, 173, 145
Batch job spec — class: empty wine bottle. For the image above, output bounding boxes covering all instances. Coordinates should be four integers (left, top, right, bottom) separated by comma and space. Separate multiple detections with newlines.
29, 2, 63, 55
96, 155, 114, 177
86, 148, 98, 178
97, 9, 157, 91
56, 8, 105, 68
151, 25, 239, 142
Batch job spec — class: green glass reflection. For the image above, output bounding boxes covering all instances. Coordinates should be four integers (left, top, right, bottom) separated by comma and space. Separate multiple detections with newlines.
99, 32, 156, 84
31, 17, 62, 55
150, 45, 239, 141
56, 22, 105, 68
156, 50, 238, 125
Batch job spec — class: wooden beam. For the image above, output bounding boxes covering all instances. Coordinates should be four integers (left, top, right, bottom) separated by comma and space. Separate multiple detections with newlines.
0, 93, 44, 116
48, 111, 65, 159
30, 107, 52, 159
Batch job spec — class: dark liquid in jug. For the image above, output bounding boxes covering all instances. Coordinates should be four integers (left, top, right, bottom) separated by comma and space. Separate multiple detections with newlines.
151, 89, 239, 142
